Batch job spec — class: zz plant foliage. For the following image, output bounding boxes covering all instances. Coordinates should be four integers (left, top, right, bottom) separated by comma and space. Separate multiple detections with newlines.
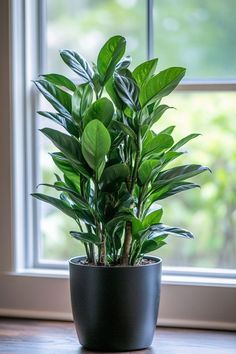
32, 35, 210, 266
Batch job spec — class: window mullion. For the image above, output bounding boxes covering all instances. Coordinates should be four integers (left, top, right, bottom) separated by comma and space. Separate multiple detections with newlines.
147, 0, 154, 59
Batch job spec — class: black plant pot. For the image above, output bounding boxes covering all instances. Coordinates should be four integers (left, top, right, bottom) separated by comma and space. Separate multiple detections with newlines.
69, 256, 162, 351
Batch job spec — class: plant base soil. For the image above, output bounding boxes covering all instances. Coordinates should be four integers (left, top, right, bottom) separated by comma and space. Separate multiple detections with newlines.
73, 257, 157, 267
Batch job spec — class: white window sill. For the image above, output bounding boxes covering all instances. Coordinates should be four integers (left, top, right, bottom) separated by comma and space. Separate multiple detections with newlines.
4, 268, 236, 287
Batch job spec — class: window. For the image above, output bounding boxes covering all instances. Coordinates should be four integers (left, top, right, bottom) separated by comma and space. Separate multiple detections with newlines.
0, 0, 235, 328
37, 0, 236, 271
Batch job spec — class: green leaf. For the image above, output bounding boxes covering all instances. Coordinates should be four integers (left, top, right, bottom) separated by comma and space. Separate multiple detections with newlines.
100, 163, 129, 189
157, 164, 211, 185
149, 223, 194, 239
106, 212, 133, 230
139, 67, 186, 107
72, 83, 93, 122
143, 208, 163, 227
112, 120, 136, 141
38, 182, 89, 209
60, 49, 94, 83
70, 231, 101, 245
133, 58, 158, 87
141, 239, 166, 254
97, 35, 126, 84
159, 125, 175, 135
148, 104, 173, 127
40, 73, 76, 91
132, 217, 145, 239
84, 97, 114, 127
161, 151, 185, 165
142, 133, 174, 157
157, 182, 200, 200
51, 152, 81, 191
106, 77, 124, 110
116, 56, 132, 71
40, 128, 83, 165
34, 80, 72, 114
113, 72, 140, 111
32, 193, 77, 220
37, 111, 78, 136
138, 160, 161, 184
81, 119, 111, 171
170, 133, 201, 151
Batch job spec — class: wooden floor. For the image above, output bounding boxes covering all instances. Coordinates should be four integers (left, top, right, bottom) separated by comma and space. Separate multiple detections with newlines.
0, 318, 235, 354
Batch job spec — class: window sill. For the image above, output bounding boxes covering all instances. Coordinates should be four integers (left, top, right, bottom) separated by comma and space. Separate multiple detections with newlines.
4, 268, 236, 287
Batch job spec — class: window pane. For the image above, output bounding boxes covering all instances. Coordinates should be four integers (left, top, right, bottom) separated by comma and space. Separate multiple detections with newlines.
152, 92, 236, 269
39, 90, 236, 268
38, 0, 147, 262
37, 1, 236, 269
154, 0, 236, 80
46, 0, 147, 74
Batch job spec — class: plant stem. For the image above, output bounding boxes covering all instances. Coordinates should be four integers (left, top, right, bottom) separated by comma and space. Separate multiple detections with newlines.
130, 127, 142, 194
94, 172, 107, 265
121, 125, 142, 265
120, 221, 132, 265
87, 224, 96, 264
84, 242, 90, 262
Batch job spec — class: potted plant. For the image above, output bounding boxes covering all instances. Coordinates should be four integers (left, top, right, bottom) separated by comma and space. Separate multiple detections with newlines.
32, 35, 210, 351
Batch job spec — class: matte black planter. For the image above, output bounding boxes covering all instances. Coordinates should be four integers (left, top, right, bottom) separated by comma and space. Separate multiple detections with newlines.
69, 256, 162, 351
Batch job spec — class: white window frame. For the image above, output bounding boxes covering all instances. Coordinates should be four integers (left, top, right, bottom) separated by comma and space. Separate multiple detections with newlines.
0, 0, 235, 329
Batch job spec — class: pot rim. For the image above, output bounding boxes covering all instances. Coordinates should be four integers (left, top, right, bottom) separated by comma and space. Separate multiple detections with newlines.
69, 255, 162, 268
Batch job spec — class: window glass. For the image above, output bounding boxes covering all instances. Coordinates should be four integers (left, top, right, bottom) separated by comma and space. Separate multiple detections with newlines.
154, 92, 236, 268
38, 0, 147, 262
46, 0, 147, 73
39, 92, 236, 269
154, 0, 236, 80
38, 0, 236, 269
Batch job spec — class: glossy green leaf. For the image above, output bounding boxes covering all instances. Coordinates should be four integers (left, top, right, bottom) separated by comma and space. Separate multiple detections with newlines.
132, 217, 144, 239
114, 72, 140, 111
38, 182, 89, 209
159, 125, 175, 135
32, 193, 77, 220
149, 223, 194, 239
70, 231, 101, 245
97, 35, 126, 84
170, 133, 201, 151
37, 111, 78, 136
142, 133, 174, 157
72, 83, 93, 122
157, 164, 211, 185
112, 120, 136, 141
40, 73, 76, 91
40, 128, 82, 165
138, 160, 161, 184
148, 104, 173, 127
116, 56, 132, 71
84, 97, 114, 127
51, 152, 81, 191
60, 49, 94, 83
161, 151, 185, 165
106, 211, 133, 230
157, 182, 200, 200
81, 119, 111, 171
100, 163, 129, 188
139, 67, 186, 107
105, 77, 125, 110
133, 58, 158, 87
141, 239, 166, 254
34, 80, 72, 114
143, 208, 163, 227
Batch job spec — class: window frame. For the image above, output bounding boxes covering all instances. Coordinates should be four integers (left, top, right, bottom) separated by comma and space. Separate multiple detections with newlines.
0, 0, 235, 329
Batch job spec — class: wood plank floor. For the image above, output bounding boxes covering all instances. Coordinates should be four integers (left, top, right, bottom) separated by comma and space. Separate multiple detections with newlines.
0, 318, 235, 354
